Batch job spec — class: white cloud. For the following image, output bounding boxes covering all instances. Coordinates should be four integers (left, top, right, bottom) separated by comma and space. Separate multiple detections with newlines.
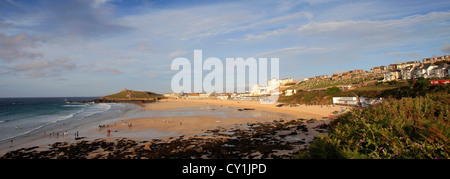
168, 50, 188, 57
0, 33, 44, 62
11, 61, 51, 71
8, 57, 77, 77
441, 44, 450, 53
135, 43, 152, 51
296, 11, 450, 36
32, 0, 129, 38
92, 0, 112, 7
2, 0, 450, 96
255, 46, 328, 58
227, 10, 450, 44
117, 2, 316, 42
93, 67, 124, 75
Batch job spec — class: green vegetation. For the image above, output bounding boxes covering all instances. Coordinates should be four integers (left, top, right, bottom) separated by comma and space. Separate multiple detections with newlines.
376, 80, 449, 99
325, 86, 341, 95
296, 84, 450, 159
298, 77, 376, 89
347, 78, 449, 99
282, 78, 449, 105
413, 77, 431, 91
104, 89, 163, 99
279, 88, 353, 105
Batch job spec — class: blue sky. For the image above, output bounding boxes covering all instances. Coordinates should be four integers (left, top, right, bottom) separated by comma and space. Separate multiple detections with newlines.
0, 0, 449, 97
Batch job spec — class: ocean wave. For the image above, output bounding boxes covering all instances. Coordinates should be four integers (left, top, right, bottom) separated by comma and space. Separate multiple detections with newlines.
0, 103, 113, 142
62, 104, 89, 107
77, 103, 111, 117
0, 112, 76, 142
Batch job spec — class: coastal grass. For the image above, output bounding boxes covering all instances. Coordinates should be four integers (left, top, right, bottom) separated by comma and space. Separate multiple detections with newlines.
279, 88, 354, 105
299, 92, 450, 159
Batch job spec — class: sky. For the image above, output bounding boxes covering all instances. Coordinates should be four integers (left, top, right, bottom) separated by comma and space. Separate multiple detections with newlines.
0, 0, 450, 97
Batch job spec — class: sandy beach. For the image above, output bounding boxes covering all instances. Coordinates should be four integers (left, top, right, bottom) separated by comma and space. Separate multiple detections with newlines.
155, 99, 349, 119
1, 99, 351, 158
98, 99, 350, 139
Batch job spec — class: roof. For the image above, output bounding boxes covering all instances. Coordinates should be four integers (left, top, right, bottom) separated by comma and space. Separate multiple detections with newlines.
437, 63, 449, 69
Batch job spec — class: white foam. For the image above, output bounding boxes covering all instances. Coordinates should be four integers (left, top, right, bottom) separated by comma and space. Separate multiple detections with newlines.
62, 104, 89, 107
0, 103, 113, 142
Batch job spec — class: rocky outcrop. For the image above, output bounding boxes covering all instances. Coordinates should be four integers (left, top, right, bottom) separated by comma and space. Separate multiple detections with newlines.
67, 89, 163, 105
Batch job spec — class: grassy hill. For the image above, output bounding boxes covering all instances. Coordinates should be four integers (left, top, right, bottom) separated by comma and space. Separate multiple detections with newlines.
103, 88, 163, 99
297, 77, 377, 90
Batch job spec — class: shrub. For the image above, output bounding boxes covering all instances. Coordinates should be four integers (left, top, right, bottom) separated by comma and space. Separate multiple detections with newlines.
303, 92, 450, 159
413, 77, 431, 92
325, 87, 341, 95
388, 80, 398, 85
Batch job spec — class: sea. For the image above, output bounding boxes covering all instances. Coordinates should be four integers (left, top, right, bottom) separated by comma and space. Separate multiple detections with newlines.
0, 97, 141, 153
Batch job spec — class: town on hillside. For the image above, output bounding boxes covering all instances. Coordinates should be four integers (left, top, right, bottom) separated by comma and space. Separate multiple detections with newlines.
164, 55, 450, 106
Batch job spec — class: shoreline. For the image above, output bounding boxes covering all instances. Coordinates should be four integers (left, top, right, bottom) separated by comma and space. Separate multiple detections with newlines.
1, 99, 351, 158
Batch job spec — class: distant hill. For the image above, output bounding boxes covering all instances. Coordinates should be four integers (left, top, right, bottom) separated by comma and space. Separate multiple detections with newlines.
102, 88, 163, 99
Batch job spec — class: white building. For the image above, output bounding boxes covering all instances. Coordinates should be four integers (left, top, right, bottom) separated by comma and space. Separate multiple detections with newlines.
383, 70, 401, 81
430, 63, 450, 78
332, 97, 359, 106
217, 95, 229, 100
284, 89, 296, 96
333, 97, 382, 107
279, 78, 294, 85
401, 66, 416, 80
251, 78, 280, 96
412, 64, 439, 79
